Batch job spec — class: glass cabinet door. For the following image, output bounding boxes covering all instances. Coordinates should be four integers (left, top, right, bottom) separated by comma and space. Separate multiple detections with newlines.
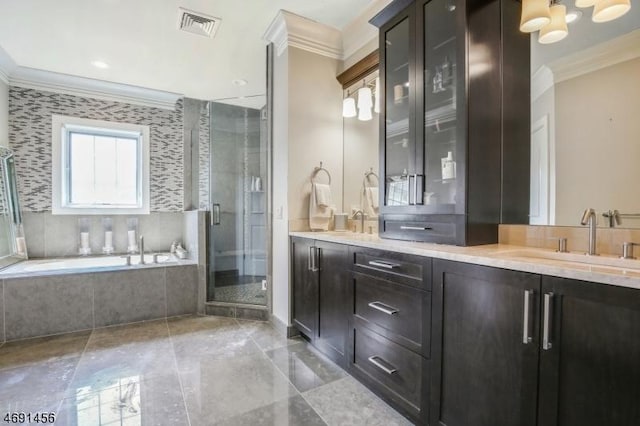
384, 17, 412, 207
423, 0, 459, 210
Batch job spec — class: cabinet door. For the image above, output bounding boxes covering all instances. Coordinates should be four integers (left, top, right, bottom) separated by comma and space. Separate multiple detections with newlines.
418, 0, 464, 214
538, 277, 640, 426
315, 241, 350, 367
430, 260, 540, 426
381, 9, 417, 208
291, 238, 318, 339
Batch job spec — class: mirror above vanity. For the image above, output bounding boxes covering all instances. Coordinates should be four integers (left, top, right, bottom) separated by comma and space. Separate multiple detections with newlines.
530, 5, 640, 229
339, 53, 380, 221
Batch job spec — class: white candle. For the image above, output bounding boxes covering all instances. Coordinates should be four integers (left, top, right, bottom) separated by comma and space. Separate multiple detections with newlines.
105, 231, 113, 248
16, 237, 26, 254
127, 230, 136, 248
80, 232, 90, 249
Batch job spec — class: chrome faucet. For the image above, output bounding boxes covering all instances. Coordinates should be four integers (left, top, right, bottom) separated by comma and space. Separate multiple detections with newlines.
580, 208, 598, 256
139, 235, 145, 264
352, 210, 365, 234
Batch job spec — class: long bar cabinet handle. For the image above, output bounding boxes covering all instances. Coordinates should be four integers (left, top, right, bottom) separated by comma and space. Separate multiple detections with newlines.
543, 292, 554, 350
368, 301, 399, 316
368, 260, 400, 269
523, 289, 533, 344
367, 356, 398, 375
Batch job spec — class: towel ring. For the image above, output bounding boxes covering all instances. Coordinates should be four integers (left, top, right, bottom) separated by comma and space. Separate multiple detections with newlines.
363, 168, 379, 189
311, 162, 332, 185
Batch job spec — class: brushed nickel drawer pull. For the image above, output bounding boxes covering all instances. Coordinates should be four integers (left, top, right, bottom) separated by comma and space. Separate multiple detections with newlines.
368, 356, 398, 375
400, 226, 433, 231
368, 301, 399, 315
368, 260, 401, 269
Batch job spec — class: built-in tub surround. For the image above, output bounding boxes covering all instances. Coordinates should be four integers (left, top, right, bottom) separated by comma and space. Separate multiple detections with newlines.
290, 231, 640, 290
0, 259, 198, 342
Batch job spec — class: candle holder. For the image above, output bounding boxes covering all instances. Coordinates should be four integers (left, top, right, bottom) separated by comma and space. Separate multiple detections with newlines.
127, 218, 139, 254
78, 218, 91, 256
102, 218, 114, 255
15, 223, 27, 257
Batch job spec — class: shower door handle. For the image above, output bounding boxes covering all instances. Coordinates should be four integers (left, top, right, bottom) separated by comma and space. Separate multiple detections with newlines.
212, 204, 221, 226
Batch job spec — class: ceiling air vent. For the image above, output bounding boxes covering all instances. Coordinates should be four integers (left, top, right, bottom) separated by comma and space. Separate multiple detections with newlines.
177, 7, 221, 38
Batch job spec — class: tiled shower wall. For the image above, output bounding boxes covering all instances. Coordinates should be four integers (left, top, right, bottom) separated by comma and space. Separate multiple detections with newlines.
8, 87, 184, 212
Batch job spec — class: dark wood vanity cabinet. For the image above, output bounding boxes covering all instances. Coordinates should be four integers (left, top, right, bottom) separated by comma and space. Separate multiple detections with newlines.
348, 247, 432, 423
537, 276, 640, 426
431, 260, 640, 426
372, 0, 530, 245
291, 237, 350, 367
431, 259, 541, 426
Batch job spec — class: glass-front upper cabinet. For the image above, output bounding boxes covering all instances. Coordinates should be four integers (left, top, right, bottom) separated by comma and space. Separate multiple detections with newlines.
422, 0, 460, 211
383, 15, 412, 207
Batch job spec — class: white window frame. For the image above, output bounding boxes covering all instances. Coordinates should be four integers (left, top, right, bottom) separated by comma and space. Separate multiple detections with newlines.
52, 115, 150, 215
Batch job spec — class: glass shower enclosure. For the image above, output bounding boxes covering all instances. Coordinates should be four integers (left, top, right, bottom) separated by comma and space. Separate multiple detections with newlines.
206, 99, 269, 306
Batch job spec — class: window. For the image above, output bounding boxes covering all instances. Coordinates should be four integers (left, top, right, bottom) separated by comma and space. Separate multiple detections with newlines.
52, 115, 150, 214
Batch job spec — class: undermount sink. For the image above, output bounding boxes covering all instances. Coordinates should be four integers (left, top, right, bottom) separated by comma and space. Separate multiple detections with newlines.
500, 249, 640, 274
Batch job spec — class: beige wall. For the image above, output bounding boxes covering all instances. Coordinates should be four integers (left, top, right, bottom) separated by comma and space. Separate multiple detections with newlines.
272, 47, 290, 325
0, 79, 7, 147
287, 47, 344, 220
555, 58, 640, 227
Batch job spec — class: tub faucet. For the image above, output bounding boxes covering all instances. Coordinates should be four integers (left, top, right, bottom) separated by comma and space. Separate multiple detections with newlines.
352, 210, 365, 233
139, 236, 145, 264
580, 208, 598, 256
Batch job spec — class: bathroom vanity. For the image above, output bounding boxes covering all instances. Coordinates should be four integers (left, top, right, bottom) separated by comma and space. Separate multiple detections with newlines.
290, 233, 640, 426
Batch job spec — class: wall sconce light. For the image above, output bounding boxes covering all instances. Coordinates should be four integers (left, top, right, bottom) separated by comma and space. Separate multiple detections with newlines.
358, 105, 373, 121
520, 0, 631, 43
374, 77, 380, 114
343, 91, 356, 118
357, 85, 373, 110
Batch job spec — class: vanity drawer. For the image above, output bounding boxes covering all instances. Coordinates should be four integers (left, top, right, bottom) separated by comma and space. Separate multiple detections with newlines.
351, 321, 426, 418
354, 272, 430, 356
380, 214, 465, 245
351, 247, 430, 290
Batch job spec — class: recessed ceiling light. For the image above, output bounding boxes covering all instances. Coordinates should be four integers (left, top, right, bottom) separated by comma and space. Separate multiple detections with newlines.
232, 79, 248, 86
92, 61, 109, 69
565, 9, 582, 23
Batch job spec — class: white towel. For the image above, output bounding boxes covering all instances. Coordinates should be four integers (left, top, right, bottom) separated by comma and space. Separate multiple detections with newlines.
309, 184, 334, 231
362, 186, 379, 218
313, 183, 333, 207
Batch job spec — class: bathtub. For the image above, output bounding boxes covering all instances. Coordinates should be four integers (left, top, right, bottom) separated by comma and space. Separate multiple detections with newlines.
1, 253, 179, 277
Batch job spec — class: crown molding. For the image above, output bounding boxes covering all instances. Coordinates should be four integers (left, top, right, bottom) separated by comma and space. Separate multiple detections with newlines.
8, 67, 182, 110
263, 10, 342, 59
0, 46, 17, 85
549, 29, 640, 83
531, 65, 555, 102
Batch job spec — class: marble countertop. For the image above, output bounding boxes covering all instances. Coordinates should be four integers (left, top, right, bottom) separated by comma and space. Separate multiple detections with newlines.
290, 231, 640, 290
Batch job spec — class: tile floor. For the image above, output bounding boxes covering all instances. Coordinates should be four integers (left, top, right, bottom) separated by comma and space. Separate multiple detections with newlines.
0, 315, 413, 426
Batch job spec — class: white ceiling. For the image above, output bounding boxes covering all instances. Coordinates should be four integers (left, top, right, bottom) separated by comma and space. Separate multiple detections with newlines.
0, 0, 373, 102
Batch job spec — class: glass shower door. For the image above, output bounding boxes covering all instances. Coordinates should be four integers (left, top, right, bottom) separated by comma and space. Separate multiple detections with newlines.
208, 101, 268, 306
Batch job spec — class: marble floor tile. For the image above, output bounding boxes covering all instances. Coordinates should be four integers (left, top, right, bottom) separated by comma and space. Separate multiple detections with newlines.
180, 353, 297, 425
303, 377, 413, 426
0, 357, 79, 414
68, 339, 177, 397
215, 395, 326, 426
265, 342, 347, 393
236, 319, 301, 352
57, 372, 190, 426
0, 331, 90, 370
87, 319, 171, 350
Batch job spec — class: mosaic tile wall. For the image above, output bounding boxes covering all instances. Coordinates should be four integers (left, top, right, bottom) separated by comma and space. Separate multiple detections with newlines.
198, 101, 210, 210
8, 87, 184, 212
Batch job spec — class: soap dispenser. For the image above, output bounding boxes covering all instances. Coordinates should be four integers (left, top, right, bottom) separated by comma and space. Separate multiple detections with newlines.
441, 151, 456, 180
